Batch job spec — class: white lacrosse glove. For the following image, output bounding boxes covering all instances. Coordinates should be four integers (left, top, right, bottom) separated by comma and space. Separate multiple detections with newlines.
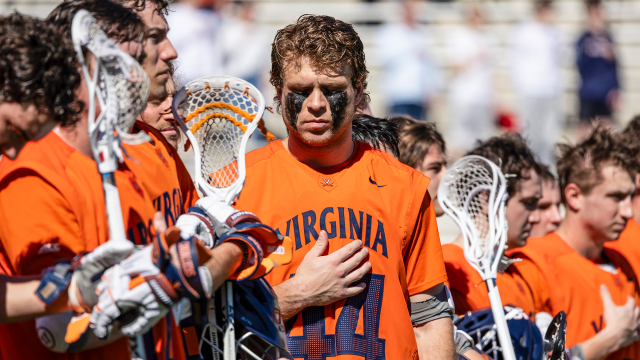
91, 227, 213, 338
35, 240, 136, 311
91, 252, 170, 338
175, 207, 216, 248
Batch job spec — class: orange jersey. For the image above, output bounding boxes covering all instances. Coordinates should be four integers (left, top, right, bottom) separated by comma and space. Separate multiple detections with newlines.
442, 244, 538, 317
514, 233, 640, 360
0, 132, 188, 360
0, 132, 150, 360
131, 121, 199, 222
606, 219, 640, 278
234, 140, 448, 360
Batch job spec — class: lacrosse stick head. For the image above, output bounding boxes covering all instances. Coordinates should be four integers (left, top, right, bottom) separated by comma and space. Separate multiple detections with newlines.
71, 9, 150, 154
455, 306, 543, 360
543, 311, 566, 360
438, 155, 509, 280
201, 279, 293, 360
172, 75, 274, 205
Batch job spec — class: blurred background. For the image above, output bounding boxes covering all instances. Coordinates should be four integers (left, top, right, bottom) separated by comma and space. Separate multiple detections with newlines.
2, 0, 638, 240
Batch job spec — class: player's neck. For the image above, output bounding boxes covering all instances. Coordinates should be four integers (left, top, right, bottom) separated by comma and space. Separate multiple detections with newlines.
555, 214, 605, 261
284, 130, 355, 169
632, 195, 640, 225
53, 117, 93, 159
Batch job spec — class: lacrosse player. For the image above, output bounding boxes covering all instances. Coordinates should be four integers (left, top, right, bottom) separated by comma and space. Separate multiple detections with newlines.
0, 13, 83, 159
0, 13, 139, 328
529, 165, 562, 238
394, 116, 448, 217
232, 15, 456, 360
512, 123, 640, 360
43, 2, 263, 359
0, 5, 163, 359
440, 133, 545, 317
605, 116, 640, 277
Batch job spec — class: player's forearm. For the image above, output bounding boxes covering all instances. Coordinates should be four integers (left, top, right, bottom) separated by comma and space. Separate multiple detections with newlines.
273, 277, 311, 322
414, 317, 457, 360
2, 277, 71, 324
204, 243, 244, 293
580, 329, 624, 360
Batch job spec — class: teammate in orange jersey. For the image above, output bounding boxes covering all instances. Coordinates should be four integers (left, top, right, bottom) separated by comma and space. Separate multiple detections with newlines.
529, 165, 562, 238
0, 4, 162, 359
0, 12, 142, 328
394, 116, 448, 218
441, 133, 545, 317
512, 123, 640, 360
233, 15, 456, 360
606, 116, 640, 277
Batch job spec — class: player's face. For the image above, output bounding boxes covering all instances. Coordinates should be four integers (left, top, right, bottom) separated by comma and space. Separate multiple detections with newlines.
416, 144, 447, 217
0, 103, 55, 159
505, 169, 542, 248
140, 77, 179, 148
580, 165, 635, 241
137, 5, 176, 101
279, 58, 363, 147
529, 181, 562, 238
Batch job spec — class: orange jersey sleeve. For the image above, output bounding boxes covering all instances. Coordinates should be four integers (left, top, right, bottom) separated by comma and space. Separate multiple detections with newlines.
403, 175, 448, 296
233, 140, 447, 360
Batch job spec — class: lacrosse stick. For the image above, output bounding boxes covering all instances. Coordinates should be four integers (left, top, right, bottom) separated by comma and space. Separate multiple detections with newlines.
172, 75, 276, 360
72, 9, 150, 243
72, 9, 150, 358
543, 311, 566, 360
438, 155, 516, 360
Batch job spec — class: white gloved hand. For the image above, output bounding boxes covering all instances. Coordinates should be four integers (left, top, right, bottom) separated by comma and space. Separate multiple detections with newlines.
194, 197, 237, 226
90, 245, 173, 338
175, 207, 216, 248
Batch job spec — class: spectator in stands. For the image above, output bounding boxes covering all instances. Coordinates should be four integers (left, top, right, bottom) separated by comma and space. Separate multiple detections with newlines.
220, 1, 269, 89
167, 0, 224, 83
576, 0, 619, 133
509, 0, 562, 166
446, 6, 497, 157
375, 0, 442, 121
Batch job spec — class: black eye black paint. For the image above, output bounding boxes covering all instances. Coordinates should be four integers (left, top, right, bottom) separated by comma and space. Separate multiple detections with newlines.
285, 92, 307, 131
284, 90, 348, 132
325, 90, 348, 130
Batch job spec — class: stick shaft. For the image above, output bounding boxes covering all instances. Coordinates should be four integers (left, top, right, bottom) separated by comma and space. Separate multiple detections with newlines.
102, 173, 127, 242
486, 279, 516, 360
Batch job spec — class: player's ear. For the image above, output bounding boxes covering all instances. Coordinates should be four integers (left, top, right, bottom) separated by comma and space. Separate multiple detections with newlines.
353, 80, 364, 107
564, 183, 582, 212
276, 87, 283, 104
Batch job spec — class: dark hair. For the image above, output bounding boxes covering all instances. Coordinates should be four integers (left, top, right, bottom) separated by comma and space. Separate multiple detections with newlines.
351, 115, 399, 157
392, 116, 446, 169
47, 0, 145, 49
466, 132, 542, 197
539, 164, 557, 186
586, 0, 601, 9
0, 12, 83, 127
557, 122, 636, 204
270, 14, 369, 112
535, 0, 553, 11
111, 0, 172, 16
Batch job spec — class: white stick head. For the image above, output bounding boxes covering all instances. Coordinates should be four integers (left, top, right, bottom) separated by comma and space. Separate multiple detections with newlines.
438, 155, 509, 280
172, 75, 275, 204
71, 9, 150, 158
